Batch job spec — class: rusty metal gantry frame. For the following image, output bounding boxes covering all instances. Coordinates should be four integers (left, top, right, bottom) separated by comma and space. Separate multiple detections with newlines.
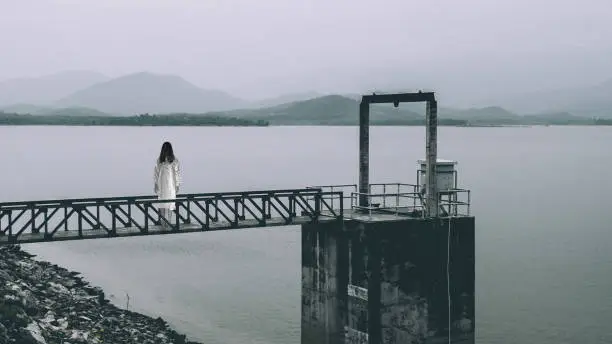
359, 92, 439, 217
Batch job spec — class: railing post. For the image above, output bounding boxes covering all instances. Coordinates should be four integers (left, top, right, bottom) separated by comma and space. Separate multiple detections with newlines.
397, 183, 400, 205
31, 205, 37, 234
96, 203, 101, 230
64, 207, 68, 231
186, 197, 192, 224
111, 205, 117, 236
127, 200, 132, 227
339, 192, 344, 219
396, 192, 400, 212
240, 196, 246, 221
43, 207, 48, 238
205, 199, 211, 228
382, 184, 387, 208
8, 212, 13, 241
314, 192, 321, 220
77, 206, 83, 237
233, 198, 239, 226
144, 203, 149, 232
174, 201, 180, 231
258, 196, 266, 226
214, 198, 219, 222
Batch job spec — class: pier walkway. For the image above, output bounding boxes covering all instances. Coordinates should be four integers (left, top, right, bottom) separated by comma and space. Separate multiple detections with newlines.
0, 183, 470, 245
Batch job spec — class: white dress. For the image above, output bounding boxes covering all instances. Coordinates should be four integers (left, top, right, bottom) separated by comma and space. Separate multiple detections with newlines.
154, 159, 181, 210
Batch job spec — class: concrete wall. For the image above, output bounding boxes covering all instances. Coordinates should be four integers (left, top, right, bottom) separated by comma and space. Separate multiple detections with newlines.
363, 217, 475, 344
346, 223, 373, 344
301, 221, 348, 344
301, 216, 475, 344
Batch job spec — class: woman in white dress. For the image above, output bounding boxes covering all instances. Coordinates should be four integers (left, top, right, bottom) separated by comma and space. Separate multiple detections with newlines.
154, 141, 181, 228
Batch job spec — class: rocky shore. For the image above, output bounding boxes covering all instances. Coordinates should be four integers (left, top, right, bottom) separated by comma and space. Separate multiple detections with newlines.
0, 245, 201, 344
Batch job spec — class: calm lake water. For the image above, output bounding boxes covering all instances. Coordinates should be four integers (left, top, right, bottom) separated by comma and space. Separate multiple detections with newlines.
2, 125, 611, 344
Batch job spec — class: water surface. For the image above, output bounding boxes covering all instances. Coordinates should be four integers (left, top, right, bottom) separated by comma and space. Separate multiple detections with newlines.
2, 125, 611, 344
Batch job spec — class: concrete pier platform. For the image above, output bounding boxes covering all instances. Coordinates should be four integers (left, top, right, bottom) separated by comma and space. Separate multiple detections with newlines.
301, 214, 475, 344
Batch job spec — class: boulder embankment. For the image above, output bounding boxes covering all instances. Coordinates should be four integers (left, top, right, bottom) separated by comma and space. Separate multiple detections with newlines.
0, 245, 201, 344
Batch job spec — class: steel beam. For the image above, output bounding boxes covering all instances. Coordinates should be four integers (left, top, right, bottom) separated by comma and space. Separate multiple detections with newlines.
361, 92, 435, 104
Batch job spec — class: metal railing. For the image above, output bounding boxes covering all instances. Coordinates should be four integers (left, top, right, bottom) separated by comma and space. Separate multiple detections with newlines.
0, 184, 471, 244
437, 188, 471, 217
306, 184, 357, 210
351, 191, 423, 217
350, 183, 471, 218
367, 183, 420, 209
0, 188, 343, 244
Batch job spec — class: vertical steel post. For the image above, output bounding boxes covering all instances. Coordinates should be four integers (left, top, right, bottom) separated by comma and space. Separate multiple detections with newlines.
425, 100, 439, 217
31, 206, 37, 234
359, 101, 370, 208
175, 202, 180, 231
144, 203, 149, 232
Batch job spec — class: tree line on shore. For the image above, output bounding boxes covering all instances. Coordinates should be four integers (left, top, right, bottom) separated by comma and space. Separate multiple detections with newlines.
0, 112, 269, 126
0, 110, 610, 127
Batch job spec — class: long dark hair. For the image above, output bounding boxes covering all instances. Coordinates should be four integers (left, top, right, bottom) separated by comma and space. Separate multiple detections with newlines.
158, 141, 176, 163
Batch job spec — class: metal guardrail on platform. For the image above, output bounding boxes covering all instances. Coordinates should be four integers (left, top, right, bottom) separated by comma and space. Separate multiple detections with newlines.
0, 188, 343, 244
438, 188, 471, 217
309, 182, 471, 218
306, 184, 357, 210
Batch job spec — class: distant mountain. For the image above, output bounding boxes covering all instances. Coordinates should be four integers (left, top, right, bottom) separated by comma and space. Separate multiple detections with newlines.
42, 107, 115, 117
521, 111, 590, 125
0, 93, 598, 126
0, 70, 108, 106
221, 95, 594, 126
440, 106, 594, 125
224, 95, 424, 125
0, 104, 116, 117
0, 104, 53, 115
440, 106, 522, 122
484, 78, 612, 118
253, 91, 325, 108
56, 72, 247, 115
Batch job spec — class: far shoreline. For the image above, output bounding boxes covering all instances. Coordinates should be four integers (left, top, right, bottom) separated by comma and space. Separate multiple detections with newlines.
1, 123, 611, 128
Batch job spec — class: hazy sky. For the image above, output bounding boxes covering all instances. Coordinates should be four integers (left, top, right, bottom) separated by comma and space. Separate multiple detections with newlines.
1, 0, 611, 104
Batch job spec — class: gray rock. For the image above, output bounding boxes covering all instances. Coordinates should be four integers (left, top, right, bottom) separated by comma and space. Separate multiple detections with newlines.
0, 245, 202, 344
